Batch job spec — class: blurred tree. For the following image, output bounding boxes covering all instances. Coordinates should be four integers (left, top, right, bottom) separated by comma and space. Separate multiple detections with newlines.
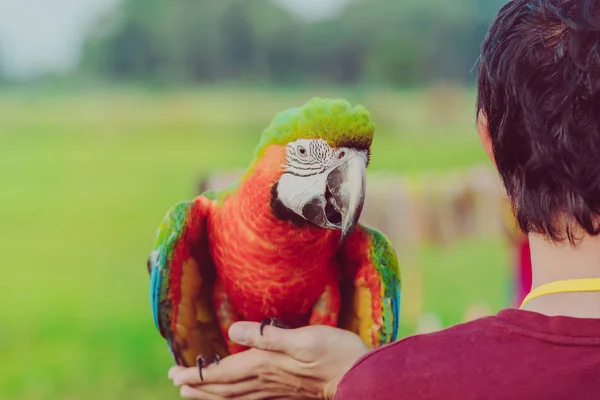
0, 49, 4, 83
79, 0, 507, 86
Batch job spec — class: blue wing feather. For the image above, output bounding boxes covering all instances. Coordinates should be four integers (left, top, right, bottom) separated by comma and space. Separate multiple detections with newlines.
148, 202, 191, 339
149, 247, 166, 332
390, 274, 401, 341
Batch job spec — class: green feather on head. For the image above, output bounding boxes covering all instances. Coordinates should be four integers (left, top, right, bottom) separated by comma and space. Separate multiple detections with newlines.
255, 97, 376, 157
222, 97, 376, 200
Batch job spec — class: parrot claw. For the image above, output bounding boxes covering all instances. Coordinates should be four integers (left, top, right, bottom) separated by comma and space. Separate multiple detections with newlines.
259, 318, 290, 335
196, 354, 221, 381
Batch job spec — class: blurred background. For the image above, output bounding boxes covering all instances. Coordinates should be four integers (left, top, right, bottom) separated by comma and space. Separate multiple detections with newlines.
0, 0, 524, 399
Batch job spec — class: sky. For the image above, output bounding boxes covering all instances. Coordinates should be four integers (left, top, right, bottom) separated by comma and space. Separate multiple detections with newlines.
0, 0, 350, 80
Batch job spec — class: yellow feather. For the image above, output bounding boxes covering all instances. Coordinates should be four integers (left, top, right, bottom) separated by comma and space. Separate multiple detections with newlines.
339, 284, 378, 349
173, 258, 228, 366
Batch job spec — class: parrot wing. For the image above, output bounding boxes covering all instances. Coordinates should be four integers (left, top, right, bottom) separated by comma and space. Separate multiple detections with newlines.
148, 195, 228, 367
337, 224, 401, 348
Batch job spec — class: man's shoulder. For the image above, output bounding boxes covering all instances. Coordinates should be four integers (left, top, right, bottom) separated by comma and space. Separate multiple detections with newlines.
335, 309, 600, 399
335, 315, 503, 398
358, 313, 502, 365
334, 315, 499, 398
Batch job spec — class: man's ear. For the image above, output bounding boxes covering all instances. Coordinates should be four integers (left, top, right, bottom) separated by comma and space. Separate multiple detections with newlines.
477, 111, 496, 165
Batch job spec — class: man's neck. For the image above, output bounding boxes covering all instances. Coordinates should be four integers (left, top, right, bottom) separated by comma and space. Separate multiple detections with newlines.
521, 233, 600, 318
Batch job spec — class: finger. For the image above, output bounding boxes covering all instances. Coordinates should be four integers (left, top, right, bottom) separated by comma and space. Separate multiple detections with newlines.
199, 372, 324, 399
171, 349, 264, 386
195, 378, 271, 398
181, 384, 283, 400
228, 321, 302, 354
179, 385, 220, 400
169, 366, 186, 379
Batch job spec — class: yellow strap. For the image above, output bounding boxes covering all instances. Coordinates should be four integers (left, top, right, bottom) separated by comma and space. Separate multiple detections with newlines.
520, 278, 600, 309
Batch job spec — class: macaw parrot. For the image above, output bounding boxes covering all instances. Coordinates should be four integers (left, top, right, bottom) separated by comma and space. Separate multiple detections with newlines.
147, 97, 401, 379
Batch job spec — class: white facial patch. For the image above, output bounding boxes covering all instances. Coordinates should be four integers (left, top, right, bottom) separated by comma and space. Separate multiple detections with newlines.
284, 138, 333, 177
277, 171, 328, 214
276, 138, 367, 221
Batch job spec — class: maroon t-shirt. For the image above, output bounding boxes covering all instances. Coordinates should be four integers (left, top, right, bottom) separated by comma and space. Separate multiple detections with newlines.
335, 309, 600, 399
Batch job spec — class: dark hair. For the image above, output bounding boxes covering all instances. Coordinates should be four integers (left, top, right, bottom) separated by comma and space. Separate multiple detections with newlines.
477, 0, 600, 243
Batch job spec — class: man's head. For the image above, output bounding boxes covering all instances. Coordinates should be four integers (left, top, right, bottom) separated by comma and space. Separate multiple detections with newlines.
477, 0, 600, 244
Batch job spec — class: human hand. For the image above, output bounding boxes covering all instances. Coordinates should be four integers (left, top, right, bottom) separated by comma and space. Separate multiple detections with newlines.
168, 321, 368, 399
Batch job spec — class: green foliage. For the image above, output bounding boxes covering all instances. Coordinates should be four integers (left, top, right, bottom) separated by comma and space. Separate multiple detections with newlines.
79, 0, 508, 87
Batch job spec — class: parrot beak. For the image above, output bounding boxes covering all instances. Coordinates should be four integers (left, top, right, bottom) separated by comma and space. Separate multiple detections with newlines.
326, 154, 367, 244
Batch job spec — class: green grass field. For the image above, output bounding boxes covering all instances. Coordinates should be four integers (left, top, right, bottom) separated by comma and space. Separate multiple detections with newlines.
0, 87, 510, 399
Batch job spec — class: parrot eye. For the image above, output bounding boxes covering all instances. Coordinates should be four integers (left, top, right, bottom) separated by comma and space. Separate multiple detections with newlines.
338, 151, 346, 159
297, 145, 307, 157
